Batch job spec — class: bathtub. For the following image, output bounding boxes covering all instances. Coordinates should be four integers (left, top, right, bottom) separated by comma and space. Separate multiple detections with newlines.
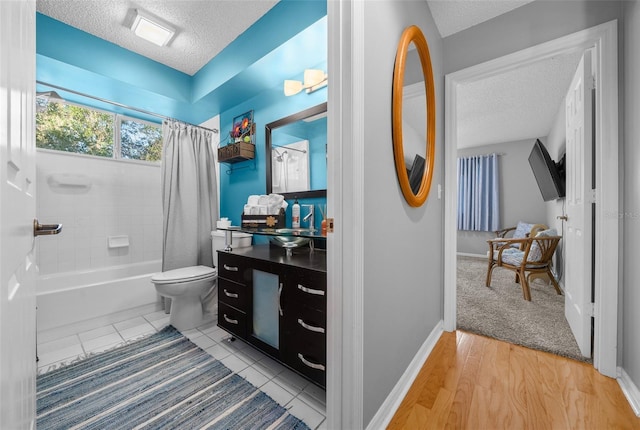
36, 260, 161, 332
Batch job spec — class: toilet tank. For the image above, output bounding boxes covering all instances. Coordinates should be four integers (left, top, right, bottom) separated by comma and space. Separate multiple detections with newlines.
211, 230, 253, 267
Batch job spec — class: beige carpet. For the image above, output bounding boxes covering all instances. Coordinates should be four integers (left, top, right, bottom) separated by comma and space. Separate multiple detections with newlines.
456, 255, 590, 363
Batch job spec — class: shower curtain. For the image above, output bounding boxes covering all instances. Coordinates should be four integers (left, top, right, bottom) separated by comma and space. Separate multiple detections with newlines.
161, 120, 218, 272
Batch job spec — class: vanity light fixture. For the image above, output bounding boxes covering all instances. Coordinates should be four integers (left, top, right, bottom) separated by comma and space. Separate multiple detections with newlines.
130, 9, 176, 47
284, 69, 328, 96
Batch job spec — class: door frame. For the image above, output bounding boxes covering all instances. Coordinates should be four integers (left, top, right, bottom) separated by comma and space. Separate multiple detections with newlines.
443, 20, 619, 377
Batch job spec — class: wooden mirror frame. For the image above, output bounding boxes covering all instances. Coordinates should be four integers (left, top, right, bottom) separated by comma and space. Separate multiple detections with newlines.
392, 25, 436, 207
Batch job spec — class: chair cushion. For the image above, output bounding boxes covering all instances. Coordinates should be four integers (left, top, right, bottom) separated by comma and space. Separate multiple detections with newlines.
502, 248, 524, 266
529, 228, 558, 261
502, 249, 547, 268
510, 221, 534, 248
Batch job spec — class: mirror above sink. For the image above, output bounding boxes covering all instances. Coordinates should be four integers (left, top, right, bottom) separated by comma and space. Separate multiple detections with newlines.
265, 102, 327, 199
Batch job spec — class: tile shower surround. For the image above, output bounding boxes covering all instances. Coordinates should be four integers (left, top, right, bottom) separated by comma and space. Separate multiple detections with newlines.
36, 150, 162, 275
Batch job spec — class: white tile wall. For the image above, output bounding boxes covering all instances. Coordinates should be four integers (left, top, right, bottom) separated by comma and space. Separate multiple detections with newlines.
36, 150, 162, 275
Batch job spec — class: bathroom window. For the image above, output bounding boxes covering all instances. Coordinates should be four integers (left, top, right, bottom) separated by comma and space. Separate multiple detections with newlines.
36, 101, 162, 162
118, 118, 162, 162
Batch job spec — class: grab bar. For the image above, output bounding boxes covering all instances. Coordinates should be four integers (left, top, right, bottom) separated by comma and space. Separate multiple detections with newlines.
33, 219, 62, 236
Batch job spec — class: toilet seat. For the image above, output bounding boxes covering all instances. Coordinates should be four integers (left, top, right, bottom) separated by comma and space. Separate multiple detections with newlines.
151, 265, 217, 285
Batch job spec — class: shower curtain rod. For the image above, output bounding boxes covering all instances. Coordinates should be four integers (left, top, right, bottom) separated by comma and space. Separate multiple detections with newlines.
36, 81, 219, 134
272, 145, 307, 154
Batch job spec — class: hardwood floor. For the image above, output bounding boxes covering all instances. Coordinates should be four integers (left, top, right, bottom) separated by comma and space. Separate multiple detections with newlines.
387, 331, 640, 430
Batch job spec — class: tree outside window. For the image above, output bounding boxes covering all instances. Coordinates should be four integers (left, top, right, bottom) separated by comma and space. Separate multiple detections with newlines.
36, 101, 162, 162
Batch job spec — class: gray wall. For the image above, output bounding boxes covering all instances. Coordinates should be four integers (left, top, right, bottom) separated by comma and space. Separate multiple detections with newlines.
443, 1, 622, 75
457, 140, 547, 255
545, 99, 567, 280
362, 1, 444, 425
623, 0, 640, 400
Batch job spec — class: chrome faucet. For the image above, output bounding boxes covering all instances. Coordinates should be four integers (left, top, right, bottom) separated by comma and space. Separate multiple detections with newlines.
302, 204, 314, 230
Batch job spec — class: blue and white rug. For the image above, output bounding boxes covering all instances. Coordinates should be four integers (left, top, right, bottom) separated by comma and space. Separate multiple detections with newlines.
36, 325, 311, 429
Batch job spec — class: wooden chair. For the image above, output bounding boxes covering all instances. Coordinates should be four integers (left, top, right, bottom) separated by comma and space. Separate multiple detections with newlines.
492, 222, 548, 250
486, 234, 562, 301
489, 223, 547, 282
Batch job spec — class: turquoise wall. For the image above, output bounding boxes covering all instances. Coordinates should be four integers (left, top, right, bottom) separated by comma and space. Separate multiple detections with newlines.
218, 80, 327, 230
36, 0, 327, 123
36, 2, 327, 233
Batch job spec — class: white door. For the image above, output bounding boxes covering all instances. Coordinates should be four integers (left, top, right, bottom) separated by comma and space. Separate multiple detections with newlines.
564, 50, 594, 358
0, 0, 38, 428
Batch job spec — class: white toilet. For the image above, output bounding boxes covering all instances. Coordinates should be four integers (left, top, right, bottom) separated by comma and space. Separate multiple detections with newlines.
152, 229, 253, 331
151, 265, 217, 331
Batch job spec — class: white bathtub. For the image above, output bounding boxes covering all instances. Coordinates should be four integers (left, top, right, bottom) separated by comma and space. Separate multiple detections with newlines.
36, 260, 161, 332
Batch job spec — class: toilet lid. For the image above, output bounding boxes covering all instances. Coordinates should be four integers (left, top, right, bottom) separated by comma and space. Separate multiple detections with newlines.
151, 265, 217, 284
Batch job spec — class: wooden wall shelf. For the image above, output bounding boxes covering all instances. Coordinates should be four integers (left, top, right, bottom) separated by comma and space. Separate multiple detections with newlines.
218, 141, 255, 164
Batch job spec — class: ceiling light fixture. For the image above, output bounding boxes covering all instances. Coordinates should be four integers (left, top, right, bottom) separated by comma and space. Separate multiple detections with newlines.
284, 69, 328, 96
130, 9, 176, 47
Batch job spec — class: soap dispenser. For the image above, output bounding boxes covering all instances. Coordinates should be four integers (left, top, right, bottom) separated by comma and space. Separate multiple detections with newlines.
292, 198, 300, 228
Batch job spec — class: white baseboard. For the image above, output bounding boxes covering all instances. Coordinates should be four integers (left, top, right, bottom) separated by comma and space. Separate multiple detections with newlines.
366, 321, 444, 429
457, 252, 486, 259
618, 367, 640, 417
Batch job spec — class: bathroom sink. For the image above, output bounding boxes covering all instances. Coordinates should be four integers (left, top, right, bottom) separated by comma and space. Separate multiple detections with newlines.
269, 228, 315, 249
275, 228, 315, 235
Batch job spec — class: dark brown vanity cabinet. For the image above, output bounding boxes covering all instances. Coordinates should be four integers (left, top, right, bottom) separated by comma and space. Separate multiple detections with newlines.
217, 246, 327, 388
280, 270, 327, 386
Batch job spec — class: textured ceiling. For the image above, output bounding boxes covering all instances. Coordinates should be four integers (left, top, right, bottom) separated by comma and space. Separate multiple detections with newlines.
457, 51, 583, 149
36, 0, 576, 149
427, 0, 536, 38
36, 0, 279, 76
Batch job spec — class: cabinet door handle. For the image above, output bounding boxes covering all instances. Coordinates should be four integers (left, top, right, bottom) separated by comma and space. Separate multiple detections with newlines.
298, 318, 325, 334
278, 283, 283, 316
223, 314, 239, 325
223, 264, 239, 272
298, 284, 325, 296
223, 289, 239, 299
297, 353, 325, 371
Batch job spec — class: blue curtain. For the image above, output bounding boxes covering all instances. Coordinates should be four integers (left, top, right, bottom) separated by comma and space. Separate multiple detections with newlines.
457, 154, 500, 231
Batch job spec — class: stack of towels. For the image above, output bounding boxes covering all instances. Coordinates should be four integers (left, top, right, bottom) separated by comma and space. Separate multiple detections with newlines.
244, 194, 288, 215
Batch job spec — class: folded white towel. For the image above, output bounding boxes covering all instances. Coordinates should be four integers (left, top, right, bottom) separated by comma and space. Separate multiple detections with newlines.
268, 193, 284, 207
268, 204, 281, 215
244, 196, 285, 216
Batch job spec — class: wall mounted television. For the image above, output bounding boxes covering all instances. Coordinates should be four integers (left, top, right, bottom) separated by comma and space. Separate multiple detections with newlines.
528, 139, 566, 201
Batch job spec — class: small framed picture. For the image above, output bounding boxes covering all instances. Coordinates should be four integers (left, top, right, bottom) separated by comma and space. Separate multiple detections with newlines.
231, 110, 254, 143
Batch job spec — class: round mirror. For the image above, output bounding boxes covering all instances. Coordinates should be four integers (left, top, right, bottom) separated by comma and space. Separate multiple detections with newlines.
392, 25, 435, 207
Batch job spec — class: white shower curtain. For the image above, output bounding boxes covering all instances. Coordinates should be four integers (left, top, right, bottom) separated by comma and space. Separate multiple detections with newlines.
161, 120, 218, 272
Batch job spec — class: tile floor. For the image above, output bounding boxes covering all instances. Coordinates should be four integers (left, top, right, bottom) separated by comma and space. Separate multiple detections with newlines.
37, 309, 327, 430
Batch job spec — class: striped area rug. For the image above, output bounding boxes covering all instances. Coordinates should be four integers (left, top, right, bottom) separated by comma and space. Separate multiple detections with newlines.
36, 326, 311, 430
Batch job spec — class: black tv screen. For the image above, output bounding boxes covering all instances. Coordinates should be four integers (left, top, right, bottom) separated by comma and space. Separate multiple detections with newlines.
407, 154, 426, 194
528, 139, 565, 201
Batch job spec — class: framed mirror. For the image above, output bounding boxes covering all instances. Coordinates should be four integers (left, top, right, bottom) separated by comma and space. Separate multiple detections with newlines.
265, 102, 327, 199
392, 25, 436, 207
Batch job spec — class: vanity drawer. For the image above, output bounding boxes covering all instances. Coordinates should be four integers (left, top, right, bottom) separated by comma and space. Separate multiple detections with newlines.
287, 306, 326, 358
218, 278, 247, 310
218, 302, 246, 338
288, 271, 327, 310
217, 252, 251, 285
286, 347, 326, 388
